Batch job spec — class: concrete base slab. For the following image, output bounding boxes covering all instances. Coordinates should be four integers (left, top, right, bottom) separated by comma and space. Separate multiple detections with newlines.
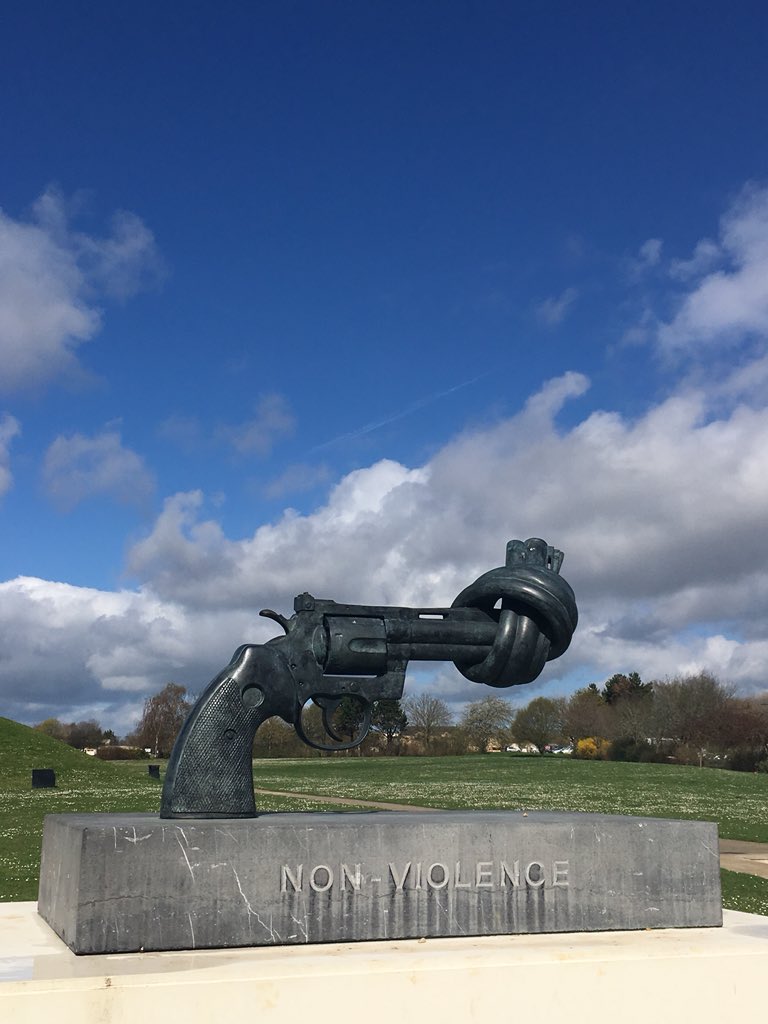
38, 810, 721, 953
1, 903, 766, 1024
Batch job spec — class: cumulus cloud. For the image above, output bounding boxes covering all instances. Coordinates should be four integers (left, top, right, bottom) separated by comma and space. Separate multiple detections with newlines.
119, 372, 768, 694
0, 188, 162, 391
42, 427, 154, 510
4, 369, 768, 728
536, 286, 579, 326
658, 183, 768, 354
0, 576, 257, 731
0, 413, 20, 498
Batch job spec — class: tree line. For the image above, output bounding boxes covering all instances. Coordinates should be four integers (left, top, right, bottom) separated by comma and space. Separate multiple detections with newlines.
35, 717, 117, 750
33, 672, 768, 772
510, 672, 768, 771
34, 683, 191, 759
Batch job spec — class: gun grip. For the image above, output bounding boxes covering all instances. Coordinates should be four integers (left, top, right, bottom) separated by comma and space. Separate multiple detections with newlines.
160, 644, 294, 818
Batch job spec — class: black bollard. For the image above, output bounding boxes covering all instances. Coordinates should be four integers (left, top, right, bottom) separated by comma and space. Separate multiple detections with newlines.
32, 768, 56, 788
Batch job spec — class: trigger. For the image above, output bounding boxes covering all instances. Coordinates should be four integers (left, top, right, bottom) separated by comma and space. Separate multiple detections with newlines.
320, 698, 346, 742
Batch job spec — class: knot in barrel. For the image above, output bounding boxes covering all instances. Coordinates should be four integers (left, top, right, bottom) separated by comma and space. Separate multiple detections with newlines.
451, 538, 578, 688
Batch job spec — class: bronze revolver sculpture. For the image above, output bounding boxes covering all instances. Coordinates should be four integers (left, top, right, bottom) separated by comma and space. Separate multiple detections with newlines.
161, 538, 578, 819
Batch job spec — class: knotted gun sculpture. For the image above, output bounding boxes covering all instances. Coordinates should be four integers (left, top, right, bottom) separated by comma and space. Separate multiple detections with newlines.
161, 537, 578, 818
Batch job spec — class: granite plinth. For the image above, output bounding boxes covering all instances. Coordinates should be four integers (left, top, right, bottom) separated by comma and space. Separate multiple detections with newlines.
38, 810, 721, 954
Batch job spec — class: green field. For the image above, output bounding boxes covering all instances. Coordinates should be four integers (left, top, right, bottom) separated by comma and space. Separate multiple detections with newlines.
247, 753, 768, 842
2, 716, 767, 915
0, 718, 350, 902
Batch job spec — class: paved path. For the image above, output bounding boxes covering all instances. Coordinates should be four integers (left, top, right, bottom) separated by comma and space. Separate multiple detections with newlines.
253, 787, 440, 813
255, 787, 768, 879
719, 839, 768, 880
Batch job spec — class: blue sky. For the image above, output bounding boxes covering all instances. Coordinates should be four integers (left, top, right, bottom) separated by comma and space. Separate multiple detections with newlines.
1, 2, 768, 732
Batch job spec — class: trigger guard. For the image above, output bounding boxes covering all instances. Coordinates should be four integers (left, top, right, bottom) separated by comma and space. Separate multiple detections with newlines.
295, 699, 372, 752
307, 695, 347, 743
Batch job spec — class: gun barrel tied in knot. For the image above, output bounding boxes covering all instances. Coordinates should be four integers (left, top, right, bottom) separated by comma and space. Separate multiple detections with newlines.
160, 538, 578, 819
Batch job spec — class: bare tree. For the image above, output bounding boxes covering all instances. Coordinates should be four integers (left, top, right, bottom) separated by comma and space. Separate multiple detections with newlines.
651, 672, 733, 751
512, 697, 567, 754
564, 687, 609, 744
404, 693, 453, 752
130, 683, 191, 757
461, 695, 513, 753
34, 718, 69, 743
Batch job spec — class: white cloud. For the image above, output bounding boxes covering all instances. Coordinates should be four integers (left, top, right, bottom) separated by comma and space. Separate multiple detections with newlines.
121, 372, 768, 693
638, 238, 663, 267
658, 183, 768, 354
668, 238, 720, 281
625, 239, 664, 282
4, 370, 768, 728
0, 413, 20, 498
0, 575, 257, 730
218, 393, 295, 456
264, 462, 331, 499
536, 286, 579, 326
42, 427, 154, 510
0, 188, 161, 391
157, 413, 205, 452
633, 238, 663, 276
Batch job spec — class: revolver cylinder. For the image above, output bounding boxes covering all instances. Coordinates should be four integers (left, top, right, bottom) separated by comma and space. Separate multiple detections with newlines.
324, 616, 388, 675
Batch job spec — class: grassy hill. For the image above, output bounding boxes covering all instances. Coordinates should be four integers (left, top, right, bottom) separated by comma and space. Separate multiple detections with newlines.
0, 717, 165, 901
0, 716, 118, 785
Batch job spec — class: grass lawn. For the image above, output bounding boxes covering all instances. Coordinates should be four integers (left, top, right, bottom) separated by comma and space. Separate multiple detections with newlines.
250, 752, 768, 842
0, 718, 351, 902
2, 717, 767, 915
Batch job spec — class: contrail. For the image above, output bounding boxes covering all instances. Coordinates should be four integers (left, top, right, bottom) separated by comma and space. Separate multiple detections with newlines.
310, 372, 489, 452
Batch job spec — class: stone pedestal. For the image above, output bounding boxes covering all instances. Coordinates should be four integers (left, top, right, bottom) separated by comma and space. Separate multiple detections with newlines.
38, 809, 721, 954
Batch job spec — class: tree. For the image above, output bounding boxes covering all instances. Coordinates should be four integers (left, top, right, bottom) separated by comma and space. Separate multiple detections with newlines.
461, 695, 513, 753
371, 699, 408, 752
331, 697, 368, 745
717, 695, 768, 769
66, 719, 104, 749
131, 683, 191, 757
602, 672, 652, 705
512, 697, 567, 754
34, 718, 69, 742
403, 693, 453, 752
35, 717, 107, 749
594, 672, 654, 743
564, 687, 608, 744
651, 672, 733, 752
252, 718, 293, 757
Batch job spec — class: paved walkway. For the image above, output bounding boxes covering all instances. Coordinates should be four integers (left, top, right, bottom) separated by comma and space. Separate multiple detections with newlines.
719, 839, 768, 880
253, 787, 441, 813
254, 787, 768, 879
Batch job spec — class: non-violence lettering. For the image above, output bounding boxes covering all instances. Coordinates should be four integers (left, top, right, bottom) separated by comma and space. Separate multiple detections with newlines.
281, 859, 569, 894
